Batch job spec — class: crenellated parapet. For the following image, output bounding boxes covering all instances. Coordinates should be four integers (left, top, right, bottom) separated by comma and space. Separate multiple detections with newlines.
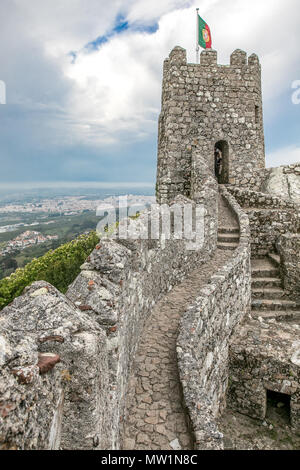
200, 48, 217, 66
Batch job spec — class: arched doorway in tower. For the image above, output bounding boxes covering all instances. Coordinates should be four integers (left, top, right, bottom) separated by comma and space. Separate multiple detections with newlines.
214, 141, 229, 184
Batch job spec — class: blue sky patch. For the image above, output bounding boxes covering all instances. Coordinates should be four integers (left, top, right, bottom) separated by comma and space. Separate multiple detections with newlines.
85, 35, 109, 52
83, 14, 158, 53
69, 51, 77, 64
113, 15, 129, 34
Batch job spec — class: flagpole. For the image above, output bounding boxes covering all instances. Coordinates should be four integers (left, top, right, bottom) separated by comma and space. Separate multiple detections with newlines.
196, 8, 200, 64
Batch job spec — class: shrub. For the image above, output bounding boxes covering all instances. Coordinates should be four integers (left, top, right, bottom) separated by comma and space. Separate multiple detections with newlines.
0, 231, 99, 310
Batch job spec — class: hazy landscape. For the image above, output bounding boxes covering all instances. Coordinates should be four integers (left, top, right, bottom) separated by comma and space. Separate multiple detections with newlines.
0, 184, 155, 279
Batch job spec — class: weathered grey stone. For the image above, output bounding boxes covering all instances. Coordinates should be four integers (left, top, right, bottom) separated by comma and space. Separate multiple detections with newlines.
177, 186, 251, 450
277, 234, 300, 300
0, 281, 109, 450
265, 165, 300, 203
156, 47, 265, 204
227, 186, 299, 257
228, 319, 300, 429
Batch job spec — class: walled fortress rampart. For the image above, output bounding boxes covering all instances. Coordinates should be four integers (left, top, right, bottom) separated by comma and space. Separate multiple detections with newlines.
177, 186, 251, 449
0, 180, 254, 450
1, 174, 220, 449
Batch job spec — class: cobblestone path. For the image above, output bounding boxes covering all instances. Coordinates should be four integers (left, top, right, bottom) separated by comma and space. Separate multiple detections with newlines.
121, 195, 237, 450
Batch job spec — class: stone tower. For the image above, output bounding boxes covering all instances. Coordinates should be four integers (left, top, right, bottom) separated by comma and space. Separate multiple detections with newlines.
156, 46, 265, 204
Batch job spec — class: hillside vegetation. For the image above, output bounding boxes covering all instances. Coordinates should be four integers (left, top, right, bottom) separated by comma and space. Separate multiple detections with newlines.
0, 231, 99, 310
0, 211, 100, 279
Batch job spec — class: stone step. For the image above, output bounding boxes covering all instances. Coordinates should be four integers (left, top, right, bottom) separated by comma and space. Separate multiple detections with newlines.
251, 310, 300, 322
251, 266, 279, 278
252, 287, 285, 300
217, 233, 240, 243
268, 253, 280, 267
217, 242, 239, 251
218, 227, 239, 234
251, 299, 299, 311
252, 277, 282, 289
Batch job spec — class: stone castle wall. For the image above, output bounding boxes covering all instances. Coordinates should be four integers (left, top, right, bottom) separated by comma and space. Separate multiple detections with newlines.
282, 164, 300, 175
228, 318, 300, 429
235, 162, 300, 203
277, 234, 300, 300
227, 187, 300, 257
236, 167, 270, 192
0, 182, 218, 449
227, 186, 298, 210
66, 189, 218, 449
177, 187, 251, 450
0, 282, 109, 450
156, 46, 265, 204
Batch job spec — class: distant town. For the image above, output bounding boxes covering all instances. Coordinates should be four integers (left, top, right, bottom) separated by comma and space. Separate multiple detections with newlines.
0, 194, 155, 216
0, 231, 58, 256
0, 195, 156, 234
0, 220, 56, 234
0, 195, 156, 269
0, 195, 106, 215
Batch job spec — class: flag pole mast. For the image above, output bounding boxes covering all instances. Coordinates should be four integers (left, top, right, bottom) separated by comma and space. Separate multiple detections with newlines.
196, 8, 200, 64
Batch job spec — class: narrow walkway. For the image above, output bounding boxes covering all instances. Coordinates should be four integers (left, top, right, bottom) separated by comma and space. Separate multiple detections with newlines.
121, 250, 232, 450
218, 193, 239, 229
121, 195, 238, 450
217, 194, 240, 250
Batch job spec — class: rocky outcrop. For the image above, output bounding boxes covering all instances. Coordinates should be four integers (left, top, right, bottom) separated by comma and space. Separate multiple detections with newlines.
0, 281, 109, 450
265, 165, 300, 203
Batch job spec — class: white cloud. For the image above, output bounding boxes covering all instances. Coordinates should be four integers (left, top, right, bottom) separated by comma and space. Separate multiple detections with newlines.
60, 0, 300, 147
126, 0, 194, 25
12, 0, 122, 56
1, 0, 300, 160
267, 146, 300, 168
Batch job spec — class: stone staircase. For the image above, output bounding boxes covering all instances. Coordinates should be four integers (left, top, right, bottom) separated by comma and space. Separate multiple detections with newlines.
217, 194, 240, 251
217, 227, 239, 251
251, 255, 300, 322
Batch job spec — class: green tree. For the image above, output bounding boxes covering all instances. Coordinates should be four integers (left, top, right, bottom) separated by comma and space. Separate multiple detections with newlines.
0, 231, 99, 310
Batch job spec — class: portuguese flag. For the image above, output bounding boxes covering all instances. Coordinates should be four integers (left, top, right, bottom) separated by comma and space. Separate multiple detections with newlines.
197, 13, 212, 49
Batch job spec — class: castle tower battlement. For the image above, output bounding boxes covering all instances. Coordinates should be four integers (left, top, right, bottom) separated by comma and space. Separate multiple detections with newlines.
156, 46, 265, 204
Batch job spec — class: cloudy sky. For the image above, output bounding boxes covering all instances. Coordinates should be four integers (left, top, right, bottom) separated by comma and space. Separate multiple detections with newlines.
0, 0, 299, 186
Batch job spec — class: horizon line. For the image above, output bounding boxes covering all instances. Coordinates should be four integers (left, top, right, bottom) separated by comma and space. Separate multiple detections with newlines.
0, 181, 155, 190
